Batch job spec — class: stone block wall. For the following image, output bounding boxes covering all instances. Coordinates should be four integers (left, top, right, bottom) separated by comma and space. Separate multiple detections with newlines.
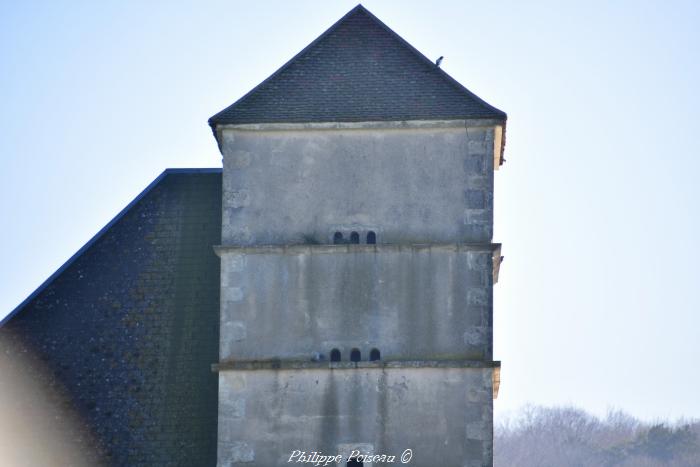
217, 244, 496, 363
216, 367, 494, 467
220, 123, 495, 246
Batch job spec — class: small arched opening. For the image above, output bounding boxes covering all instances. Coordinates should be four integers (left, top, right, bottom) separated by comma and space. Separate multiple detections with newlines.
350, 231, 360, 244
333, 232, 343, 244
330, 348, 341, 362
350, 348, 361, 362
366, 231, 376, 244
369, 348, 380, 361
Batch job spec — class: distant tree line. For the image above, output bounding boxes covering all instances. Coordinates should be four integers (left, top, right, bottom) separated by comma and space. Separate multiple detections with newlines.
495, 405, 700, 466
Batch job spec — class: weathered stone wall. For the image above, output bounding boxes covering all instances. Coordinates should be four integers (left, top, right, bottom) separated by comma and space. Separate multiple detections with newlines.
220, 122, 495, 246
217, 122, 498, 466
218, 244, 495, 362
216, 367, 494, 467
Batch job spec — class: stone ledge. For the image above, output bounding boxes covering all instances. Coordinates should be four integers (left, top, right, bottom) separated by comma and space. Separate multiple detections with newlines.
212, 359, 501, 372
214, 242, 501, 257
215, 242, 504, 284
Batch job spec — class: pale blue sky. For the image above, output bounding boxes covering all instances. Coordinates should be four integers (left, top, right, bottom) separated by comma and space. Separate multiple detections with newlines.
1, 0, 699, 422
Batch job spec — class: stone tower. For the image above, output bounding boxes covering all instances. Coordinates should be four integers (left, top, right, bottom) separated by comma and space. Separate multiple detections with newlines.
209, 5, 506, 467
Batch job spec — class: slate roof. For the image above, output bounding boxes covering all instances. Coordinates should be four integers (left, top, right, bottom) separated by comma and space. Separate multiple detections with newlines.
0, 169, 222, 466
209, 4, 506, 126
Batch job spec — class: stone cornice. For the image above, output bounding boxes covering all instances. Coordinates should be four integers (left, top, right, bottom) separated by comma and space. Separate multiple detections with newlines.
213, 242, 501, 257
212, 359, 501, 372
217, 119, 503, 132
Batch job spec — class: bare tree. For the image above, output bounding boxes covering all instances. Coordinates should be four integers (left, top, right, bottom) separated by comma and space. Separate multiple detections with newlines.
495, 405, 700, 467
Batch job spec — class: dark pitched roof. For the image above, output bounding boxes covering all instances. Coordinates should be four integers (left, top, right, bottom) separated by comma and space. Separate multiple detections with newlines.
0, 169, 222, 465
209, 4, 506, 126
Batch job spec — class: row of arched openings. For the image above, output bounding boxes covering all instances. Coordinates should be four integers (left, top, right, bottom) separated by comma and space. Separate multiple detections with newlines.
330, 348, 380, 362
333, 231, 376, 245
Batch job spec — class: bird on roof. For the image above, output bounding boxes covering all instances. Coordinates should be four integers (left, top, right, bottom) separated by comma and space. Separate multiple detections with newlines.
435, 56, 444, 67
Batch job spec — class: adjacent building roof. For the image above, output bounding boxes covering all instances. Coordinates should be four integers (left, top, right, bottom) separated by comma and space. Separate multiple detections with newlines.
0, 169, 222, 466
209, 4, 506, 127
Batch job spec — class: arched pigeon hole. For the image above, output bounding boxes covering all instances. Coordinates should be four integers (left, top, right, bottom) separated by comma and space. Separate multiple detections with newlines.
350, 348, 361, 362
347, 459, 363, 466
366, 231, 376, 244
330, 348, 341, 362
350, 231, 360, 244
333, 232, 343, 244
369, 348, 380, 361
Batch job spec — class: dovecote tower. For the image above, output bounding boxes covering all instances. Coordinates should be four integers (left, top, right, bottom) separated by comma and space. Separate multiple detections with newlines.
209, 5, 506, 466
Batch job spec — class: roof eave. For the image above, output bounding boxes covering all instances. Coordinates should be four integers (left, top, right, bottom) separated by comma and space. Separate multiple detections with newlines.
211, 117, 507, 163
